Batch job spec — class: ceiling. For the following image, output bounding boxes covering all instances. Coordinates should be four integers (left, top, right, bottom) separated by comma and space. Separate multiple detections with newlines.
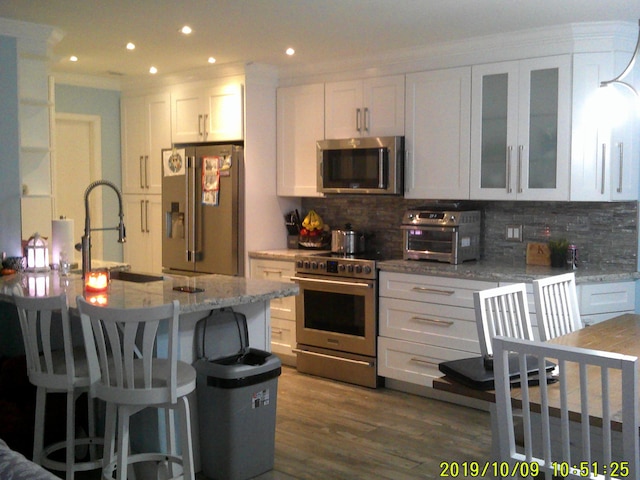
1, 0, 639, 80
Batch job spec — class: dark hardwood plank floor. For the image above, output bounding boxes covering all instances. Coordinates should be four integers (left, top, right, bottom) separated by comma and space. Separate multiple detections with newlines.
200, 366, 493, 480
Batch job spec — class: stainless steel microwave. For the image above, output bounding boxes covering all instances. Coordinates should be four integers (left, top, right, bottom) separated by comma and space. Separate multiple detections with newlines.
317, 136, 404, 195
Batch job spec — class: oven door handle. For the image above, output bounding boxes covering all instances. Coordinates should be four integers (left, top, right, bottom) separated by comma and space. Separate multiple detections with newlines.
291, 276, 373, 288
292, 348, 374, 367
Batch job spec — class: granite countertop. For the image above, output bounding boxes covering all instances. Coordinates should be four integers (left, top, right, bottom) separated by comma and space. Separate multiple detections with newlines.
0, 270, 299, 313
249, 249, 330, 261
378, 259, 640, 284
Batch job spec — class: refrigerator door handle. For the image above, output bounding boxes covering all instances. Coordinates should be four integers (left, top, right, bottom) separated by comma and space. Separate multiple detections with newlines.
187, 156, 197, 263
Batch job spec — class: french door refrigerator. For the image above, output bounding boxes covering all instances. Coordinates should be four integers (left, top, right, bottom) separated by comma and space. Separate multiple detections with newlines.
162, 144, 244, 276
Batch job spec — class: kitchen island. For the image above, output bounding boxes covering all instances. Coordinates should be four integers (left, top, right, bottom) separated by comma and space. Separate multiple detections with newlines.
0, 269, 299, 362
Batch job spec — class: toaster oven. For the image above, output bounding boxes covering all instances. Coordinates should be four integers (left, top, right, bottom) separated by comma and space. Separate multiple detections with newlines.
401, 209, 481, 264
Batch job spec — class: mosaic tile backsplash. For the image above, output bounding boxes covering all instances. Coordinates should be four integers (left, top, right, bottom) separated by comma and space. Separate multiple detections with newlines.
301, 197, 638, 271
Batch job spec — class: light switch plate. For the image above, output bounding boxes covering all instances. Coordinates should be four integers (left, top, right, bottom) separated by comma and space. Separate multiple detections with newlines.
506, 224, 523, 242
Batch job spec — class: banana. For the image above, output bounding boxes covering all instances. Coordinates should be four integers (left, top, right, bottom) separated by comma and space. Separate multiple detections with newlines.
302, 210, 324, 231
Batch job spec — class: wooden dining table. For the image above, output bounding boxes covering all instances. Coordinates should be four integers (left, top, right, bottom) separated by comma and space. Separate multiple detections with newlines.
433, 313, 640, 464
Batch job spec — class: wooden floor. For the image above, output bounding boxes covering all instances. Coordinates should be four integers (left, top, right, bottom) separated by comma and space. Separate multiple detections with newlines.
200, 366, 493, 480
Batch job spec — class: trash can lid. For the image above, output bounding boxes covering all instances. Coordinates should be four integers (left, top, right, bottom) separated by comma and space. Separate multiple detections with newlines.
194, 308, 250, 361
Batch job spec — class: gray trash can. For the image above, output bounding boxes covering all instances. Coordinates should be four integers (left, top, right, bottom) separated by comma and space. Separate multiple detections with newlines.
194, 309, 281, 480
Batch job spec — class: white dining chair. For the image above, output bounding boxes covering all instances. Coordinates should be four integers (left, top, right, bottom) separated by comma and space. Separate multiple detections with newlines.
76, 297, 195, 480
474, 283, 535, 357
533, 272, 582, 341
13, 293, 102, 480
493, 336, 639, 479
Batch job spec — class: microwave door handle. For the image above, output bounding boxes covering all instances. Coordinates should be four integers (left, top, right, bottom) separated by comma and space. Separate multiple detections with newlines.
378, 148, 385, 189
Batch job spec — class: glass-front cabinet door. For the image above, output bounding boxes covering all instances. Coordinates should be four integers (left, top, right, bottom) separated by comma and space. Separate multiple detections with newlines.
470, 55, 571, 200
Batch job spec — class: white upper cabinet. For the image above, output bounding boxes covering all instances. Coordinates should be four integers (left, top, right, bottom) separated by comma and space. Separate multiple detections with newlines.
121, 93, 171, 194
276, 83, 325, 197
405, 67, 471, 199
470, 56, 571, 200
171, 79, 243, 143
324, 75, 404, 138
571, 52, 638, 201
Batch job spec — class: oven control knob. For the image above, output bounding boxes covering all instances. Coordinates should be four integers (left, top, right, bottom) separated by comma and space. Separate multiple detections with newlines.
311, 261, 318, 269
303, 261, 310, 269
355, 265, 363, 274
296, 260, 303, 268
363, 266, 372, 274
449, 215, 456, 223
338, 264, 346, 272
347, 264, 354, 273
318, 262, 326, 271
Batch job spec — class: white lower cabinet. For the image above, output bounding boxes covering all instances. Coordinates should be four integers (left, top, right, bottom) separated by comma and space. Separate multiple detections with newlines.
578, 281, 635, 326
250, 258, 297, 366
377, 272, 496, 387
379, 272, 636, 388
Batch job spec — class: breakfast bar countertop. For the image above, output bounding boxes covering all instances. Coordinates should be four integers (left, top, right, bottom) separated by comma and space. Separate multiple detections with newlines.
0, 270, 299, 313
377, 259, 640, 284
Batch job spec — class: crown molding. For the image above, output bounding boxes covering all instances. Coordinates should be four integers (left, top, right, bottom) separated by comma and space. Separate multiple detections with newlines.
278, 20, 638, 86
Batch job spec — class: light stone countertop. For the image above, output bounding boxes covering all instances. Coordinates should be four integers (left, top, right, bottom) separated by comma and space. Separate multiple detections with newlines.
378, 259, 640, 284
249, 249, 330, 261
0, 270, 299, 313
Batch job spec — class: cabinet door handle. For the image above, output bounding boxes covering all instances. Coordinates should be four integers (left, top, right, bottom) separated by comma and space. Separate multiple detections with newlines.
412, 316, 454, 327
356, 108, 362, 132
411, 286, 455, 295
364, 107, 369, 133
617, 142, 624, 193
139, 200, 145, 232
198, 114, 204, 137
145, 200, 150, 233
262, 268, 283, 276
517, 145, 524, 193
144, 155, 149, 189
506, 146, 513, 193
410, 357, 439, 367
203, 114, 209, 140
601, 143, 607, 195
139, 156, 145, 189
378, 146, 385, 189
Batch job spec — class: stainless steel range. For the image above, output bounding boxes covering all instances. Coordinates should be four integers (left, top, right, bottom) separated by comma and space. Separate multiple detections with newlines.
292, 253, 381, 388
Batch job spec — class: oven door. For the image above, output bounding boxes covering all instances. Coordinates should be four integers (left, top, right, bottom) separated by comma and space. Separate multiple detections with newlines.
293, 274, 376, 357
402, 225, 457, 263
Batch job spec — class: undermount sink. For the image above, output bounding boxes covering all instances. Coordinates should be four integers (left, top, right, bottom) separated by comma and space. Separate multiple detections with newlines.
109, 270, 164, 283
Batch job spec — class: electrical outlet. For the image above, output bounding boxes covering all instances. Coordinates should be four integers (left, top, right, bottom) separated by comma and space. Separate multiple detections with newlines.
506, 224, 523, 242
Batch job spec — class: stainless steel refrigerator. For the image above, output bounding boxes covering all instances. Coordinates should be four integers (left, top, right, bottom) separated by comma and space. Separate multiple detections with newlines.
162, 144, 244, 276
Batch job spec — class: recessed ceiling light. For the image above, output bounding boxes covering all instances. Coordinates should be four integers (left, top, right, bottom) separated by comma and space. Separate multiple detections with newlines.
208, 57, 216, 64
149, 66, 158, 74
69, 55, 78, 62
126, 42, 135, 50
180, 25, 192, 35
285, 47, 295, 56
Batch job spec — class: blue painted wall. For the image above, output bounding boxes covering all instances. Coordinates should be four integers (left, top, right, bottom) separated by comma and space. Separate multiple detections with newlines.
55, 84, 122, 261
0, 35, 22, 258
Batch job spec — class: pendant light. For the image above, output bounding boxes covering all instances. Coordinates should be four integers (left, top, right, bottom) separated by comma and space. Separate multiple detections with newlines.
600, 19, 640, 96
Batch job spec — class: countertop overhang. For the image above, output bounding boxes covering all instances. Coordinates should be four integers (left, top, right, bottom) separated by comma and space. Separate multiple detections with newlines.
0, 270, 299, 313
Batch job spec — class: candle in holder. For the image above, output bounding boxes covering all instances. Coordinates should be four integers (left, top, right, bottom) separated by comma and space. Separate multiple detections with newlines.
85, 269, 109, 292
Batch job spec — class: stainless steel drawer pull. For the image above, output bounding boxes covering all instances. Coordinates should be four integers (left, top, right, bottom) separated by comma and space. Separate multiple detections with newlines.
262, 269, 283, 275
271, 328, 284, 335
412, 316, 454, 327
293, 349, 374, 367
412, 286, 455, 295
410, 357, 439, 367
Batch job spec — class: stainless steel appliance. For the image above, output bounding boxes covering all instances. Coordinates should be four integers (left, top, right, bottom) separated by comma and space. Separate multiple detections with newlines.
162, 144, 244, 275
330, 224, 365, 255
402, 207, 481, 264
317, 136, 404, 195
292, 253, 380, 388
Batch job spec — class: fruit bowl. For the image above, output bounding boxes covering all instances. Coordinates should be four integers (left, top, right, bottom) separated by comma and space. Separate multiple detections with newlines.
299, 232, 330, 249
